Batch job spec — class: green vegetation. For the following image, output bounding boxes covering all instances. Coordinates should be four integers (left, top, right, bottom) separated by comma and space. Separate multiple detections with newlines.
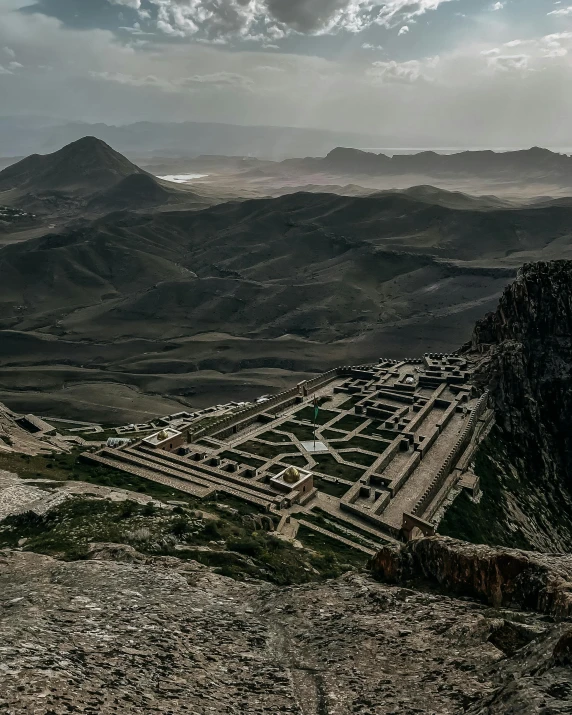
339, 450, 378, 468
345, 435, 391, 453
0, 495, 363, 585
333, 415, 367, 432
438, 428, 532, 549
239, 440, 292, 460
314, 477, 350, 498
286, 455, 309, 468
258, 430, 292, 444
296, 524, 367, 569
322, 428, 347, 440
301, 512, 382, 551
280, 421, 317, 442
361, 423, 397, 440
312, 453, 364, 482
337, 396, 363, 411
312, 507, 389, 545
294, 407, 339, 426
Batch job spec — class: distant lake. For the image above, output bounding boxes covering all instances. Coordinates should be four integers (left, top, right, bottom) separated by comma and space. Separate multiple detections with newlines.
159, 173, 208, 183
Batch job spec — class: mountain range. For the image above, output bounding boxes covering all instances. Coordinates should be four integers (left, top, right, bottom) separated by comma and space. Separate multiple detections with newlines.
2, 137, 572, 421
0, 116, 386, 160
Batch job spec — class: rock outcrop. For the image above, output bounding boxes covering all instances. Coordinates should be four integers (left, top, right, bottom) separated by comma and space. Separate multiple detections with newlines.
441, 261, 572, 550
472, 261, 572, 489
371, 536, 572, 618
1, 546, 571, 714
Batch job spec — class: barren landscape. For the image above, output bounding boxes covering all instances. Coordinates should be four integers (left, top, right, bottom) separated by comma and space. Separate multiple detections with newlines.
3, 139, 572, 423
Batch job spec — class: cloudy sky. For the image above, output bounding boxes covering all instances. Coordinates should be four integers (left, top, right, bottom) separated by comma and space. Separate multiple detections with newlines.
1, 0, 572, 145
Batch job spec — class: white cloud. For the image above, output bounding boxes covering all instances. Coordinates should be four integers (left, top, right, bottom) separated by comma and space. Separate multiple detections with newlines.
398, 25, 409, 35
3, 46, 15, 58
136, 0, 457, 41
486, 53, 530, 73
548, 6, 572, 16
368, 57, 434, 83
0, 65, 12, 75
90, 69, 255, 92
8, 61, 23, 69
491, 2, 504, 10
109, 0, 142, 8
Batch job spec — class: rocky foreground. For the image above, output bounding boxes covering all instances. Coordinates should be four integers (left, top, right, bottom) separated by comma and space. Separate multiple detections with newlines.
0, 541, 571, 715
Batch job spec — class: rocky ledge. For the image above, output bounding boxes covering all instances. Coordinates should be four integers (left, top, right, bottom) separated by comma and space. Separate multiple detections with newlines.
371, 536, 572, 618
1, 543, 571, 714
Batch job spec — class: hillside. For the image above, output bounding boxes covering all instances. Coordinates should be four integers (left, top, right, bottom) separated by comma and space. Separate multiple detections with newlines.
86, 173, 209, 213
1, 188, 572, 420
0, 136, 147, 194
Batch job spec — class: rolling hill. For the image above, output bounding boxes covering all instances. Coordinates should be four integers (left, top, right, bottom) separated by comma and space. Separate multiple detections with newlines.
1, 185, 572, 421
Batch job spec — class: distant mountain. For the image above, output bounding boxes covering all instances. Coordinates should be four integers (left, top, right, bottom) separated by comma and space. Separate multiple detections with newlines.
0, 118, 391, 160
0, 136, 147, 195
316, 146, 572, 182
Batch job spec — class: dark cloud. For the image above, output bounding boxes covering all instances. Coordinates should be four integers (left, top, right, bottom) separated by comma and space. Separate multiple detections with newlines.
20, 0, 456, 42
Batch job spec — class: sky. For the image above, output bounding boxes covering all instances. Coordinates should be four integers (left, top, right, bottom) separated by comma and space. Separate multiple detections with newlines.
1, 0, 572, 145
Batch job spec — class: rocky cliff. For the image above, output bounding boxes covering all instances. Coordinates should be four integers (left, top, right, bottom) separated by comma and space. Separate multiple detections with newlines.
371, 536, 572, 617
440, 261, 572, 550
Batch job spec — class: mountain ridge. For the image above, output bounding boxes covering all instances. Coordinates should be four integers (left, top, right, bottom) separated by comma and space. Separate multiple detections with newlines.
0, 136, 147, 194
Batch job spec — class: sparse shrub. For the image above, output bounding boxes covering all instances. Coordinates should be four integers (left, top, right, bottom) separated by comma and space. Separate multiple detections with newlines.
201, 521, 222, 540
170, 519, 190, 537
227, 535, 264, 558
126, 527, 152, 542
117, 500, 137, 519
142, 502, 157, 516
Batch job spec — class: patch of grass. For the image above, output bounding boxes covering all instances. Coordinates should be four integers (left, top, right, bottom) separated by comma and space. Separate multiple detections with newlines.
286, 455, 309, 468
337, 396, 363, 411
0, 449, 201, 504
280, 421, 318, 442
314, 477, 350, 498
238, 440, 293, 460
296, 524, 367, 569
312, 453, 364, 482
0, 493, 362, 585
339, 450, 378, 468
301, 512, 383, 550
294, 407, 339, 426
322, 428, 347, 440
332, 415, 368, 433
312, 507, 388, 545
345, 435, 391, 454
258, 431, 292, 444
361, 423, 398, 440
438, 427, 532, 549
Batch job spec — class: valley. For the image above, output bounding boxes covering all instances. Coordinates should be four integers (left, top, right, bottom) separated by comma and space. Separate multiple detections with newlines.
3, 139, 572, 422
